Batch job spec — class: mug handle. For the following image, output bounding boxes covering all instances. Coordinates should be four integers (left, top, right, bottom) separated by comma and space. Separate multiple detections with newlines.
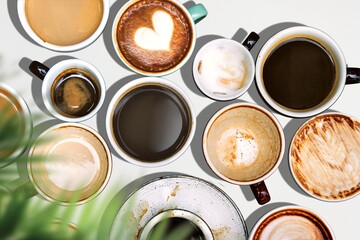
187, 4, 208, 24
250, 181, 271, 205
29, 61, 50, 81
346, 67, 360, 84
242, 32, 260, 51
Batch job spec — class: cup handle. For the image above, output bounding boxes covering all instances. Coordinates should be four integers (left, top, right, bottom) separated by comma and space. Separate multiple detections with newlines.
346, 67, 360, 84
250, 181, 271, 205
29, 61, 50, 81
187, 4, 208, 24
6, 177, 37, 198
242, 32, 260, 51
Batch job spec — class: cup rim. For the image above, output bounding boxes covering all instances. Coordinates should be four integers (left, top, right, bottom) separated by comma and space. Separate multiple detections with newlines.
202, 102, 285, 185
289, 111, 360, 202
139, 209, 214, 240
27, 122, 112, 205
106, 77, 196, 168
192, 38, 255, 101
248, 205, 335, 240
111, 0, 197, 76
0, 83, 33, 168
17, 0, 110, 52
255, 25, 347, 118
41, 59, 106, 122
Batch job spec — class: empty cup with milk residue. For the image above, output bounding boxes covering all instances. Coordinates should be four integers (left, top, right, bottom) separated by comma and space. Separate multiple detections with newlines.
193, 32, 259, 101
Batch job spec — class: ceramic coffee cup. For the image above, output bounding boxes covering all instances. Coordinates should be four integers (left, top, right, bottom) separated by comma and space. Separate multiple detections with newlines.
29, 59, 106, 122
0, 83, 32, 168
290, 112, 360, 201
6, 123, 112, 205
256, 26, 360, 118
17, 0, 109, 52
112, 0, 207, 76
106, 77, 196, 167
249, 206, 335, 240
193, 32, 259, 101
203, 103, 285, 205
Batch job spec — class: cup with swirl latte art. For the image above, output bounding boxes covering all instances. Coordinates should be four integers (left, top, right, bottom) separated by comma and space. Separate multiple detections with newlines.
249, 206, 335, 240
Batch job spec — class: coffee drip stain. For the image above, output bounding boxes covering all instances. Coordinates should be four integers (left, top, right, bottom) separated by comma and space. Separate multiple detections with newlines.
291, 114, 360, 200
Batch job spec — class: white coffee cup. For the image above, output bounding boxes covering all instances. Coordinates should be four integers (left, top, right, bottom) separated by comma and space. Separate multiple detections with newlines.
255, 26, 360, 118
17, 0, 109, 52
193, 33, 259, 101
29, 59, 106, 122
106, 77, 196, 167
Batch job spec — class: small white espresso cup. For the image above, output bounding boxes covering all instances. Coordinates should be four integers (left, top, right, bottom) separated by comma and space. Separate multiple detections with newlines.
17, 0, 109, 52
193, 33, 259, 101
29, 59, 106, 122
255, 26, 360, 118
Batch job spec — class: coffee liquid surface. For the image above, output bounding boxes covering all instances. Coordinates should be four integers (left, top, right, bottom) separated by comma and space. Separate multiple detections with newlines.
113, 85, 190, 162
263, 38, 335, 110
117, 0, 193, 73
25, 0, 103, 46
148, 217, 205, 240
52, 69, 100, 118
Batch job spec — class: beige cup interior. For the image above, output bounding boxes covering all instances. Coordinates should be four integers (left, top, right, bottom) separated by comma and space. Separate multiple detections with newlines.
205, 106, 282, 182
28, 125, 110, 203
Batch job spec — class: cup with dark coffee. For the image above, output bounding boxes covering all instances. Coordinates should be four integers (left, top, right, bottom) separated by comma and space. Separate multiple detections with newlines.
256, 26, 360, 118
202, 103, 285, 205
112, 0, 208, 76
249, 206, 335, 240
17, 0, 109, 52
29, 59, 105, 122
6, 123, 112, 205
106, 77, 196, 167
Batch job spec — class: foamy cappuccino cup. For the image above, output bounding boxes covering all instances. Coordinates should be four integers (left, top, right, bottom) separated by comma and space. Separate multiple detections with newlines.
249, 206, 335, 240
193, 33, 259, 101
7, 123, 112, 205
112, 0, 208, 76
17, 0, 109, 52
203, 103, 284, 204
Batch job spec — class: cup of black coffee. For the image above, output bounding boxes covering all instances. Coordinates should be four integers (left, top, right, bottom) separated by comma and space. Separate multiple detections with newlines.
106, 77, 196, 167
29, 59, 105, 122
256, 26, 360, 118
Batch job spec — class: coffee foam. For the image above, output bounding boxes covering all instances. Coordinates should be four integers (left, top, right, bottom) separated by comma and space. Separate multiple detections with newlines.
134, 10, 174, 51
206, 106, 281, 182
25, 0, 103, 46
291, 114, 360, 200
195, 41, 248, 96
117, 0, 193, 73
29, 125, 109, 202
260, 215, 324, 240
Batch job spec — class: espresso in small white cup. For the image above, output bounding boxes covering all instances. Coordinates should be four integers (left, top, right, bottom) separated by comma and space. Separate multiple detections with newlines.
193, 33, 259, 101
29, 59, 105, 122
106, 77, 196, 167
256, 26, 360, 118
17, 0, 109, 52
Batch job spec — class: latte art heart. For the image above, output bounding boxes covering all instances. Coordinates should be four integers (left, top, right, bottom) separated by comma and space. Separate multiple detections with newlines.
134, 10, 174, 51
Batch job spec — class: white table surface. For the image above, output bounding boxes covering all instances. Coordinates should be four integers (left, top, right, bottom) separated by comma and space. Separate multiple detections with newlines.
1, 0, 360, 239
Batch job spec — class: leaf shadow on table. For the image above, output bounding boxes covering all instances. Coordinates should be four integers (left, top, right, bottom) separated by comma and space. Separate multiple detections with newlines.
179, 27, 248, 98
7, 0, 37, 46
18, 56, 75, 117
96, 73, 140, 161
191, 99, 258, 202
245, 201, 294, 234
246, 22, 305, 110
97, 171, 183, 240
102, 0, 131, 69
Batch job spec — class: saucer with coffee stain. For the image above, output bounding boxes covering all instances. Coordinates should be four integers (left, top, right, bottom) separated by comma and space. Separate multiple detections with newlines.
109, 175, 248, 240
290, 113, 360, 201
